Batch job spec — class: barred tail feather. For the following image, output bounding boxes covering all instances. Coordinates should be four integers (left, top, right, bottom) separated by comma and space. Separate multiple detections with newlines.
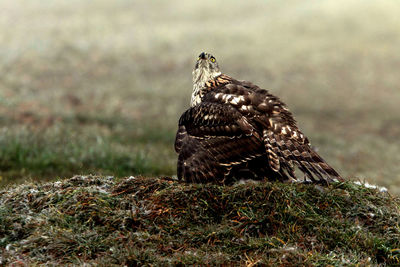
294, 145, 343, 183
269, 132, 343, 184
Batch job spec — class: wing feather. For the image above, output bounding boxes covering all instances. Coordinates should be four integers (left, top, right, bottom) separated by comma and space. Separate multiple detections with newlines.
176, 102, 266, 183
200, 78, 342, 183
176, 75, 343, 184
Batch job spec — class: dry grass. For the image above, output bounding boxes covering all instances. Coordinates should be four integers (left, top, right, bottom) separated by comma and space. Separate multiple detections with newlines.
0, 0, 400, 192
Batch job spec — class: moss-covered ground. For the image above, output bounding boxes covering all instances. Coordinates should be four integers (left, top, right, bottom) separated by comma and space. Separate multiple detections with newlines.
1, 176, 399, 266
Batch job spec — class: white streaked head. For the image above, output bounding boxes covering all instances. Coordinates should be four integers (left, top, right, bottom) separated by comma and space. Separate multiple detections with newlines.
190, 52, 222, 107
192, 52, 221, 85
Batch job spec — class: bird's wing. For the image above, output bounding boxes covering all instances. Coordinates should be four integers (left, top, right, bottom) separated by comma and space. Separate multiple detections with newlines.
175, 102, 265, 183
202, 80, 343, 183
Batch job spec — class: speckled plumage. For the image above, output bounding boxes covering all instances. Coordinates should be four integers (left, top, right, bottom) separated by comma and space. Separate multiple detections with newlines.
175, 52, 343, 184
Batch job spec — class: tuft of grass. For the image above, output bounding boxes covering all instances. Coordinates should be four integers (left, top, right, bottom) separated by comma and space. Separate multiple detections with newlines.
1, 176, 399, 265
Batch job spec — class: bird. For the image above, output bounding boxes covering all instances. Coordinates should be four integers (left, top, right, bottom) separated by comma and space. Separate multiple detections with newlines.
174, 52, 344, 185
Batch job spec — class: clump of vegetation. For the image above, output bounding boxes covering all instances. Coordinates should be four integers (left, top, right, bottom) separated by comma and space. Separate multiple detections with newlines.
1, 176, 399, 265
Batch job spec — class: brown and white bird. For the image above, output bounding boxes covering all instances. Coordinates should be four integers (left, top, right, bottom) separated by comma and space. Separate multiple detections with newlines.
175, 52, 343, 184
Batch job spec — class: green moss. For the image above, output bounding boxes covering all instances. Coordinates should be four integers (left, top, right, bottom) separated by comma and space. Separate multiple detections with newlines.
1, 176, 399, 265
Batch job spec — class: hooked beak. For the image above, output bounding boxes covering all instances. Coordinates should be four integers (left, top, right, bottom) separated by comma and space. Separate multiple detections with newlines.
199, 52, 206, 60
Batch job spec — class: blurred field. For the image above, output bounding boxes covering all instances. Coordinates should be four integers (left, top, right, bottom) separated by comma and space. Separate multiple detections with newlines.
0, 0, 400, 192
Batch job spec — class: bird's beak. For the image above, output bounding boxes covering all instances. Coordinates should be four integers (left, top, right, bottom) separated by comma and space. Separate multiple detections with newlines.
199, 52, 206, 60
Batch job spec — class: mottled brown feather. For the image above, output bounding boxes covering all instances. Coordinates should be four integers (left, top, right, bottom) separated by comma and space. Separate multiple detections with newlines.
176, 71, 343, 184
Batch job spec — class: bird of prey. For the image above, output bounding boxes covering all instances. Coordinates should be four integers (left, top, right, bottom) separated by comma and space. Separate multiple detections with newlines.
175, 52, 343, 184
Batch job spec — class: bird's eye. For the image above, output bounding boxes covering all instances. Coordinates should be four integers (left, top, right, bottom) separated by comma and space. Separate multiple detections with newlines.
210, 57, 216, 63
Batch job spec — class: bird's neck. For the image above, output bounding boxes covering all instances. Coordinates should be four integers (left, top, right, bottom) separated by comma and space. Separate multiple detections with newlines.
191, 71, 229, 107
190, 70, 221, 107
190, 82, 204, 107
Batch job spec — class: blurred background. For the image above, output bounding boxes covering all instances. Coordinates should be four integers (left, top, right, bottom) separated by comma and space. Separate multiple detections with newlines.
0, 0, 399, 193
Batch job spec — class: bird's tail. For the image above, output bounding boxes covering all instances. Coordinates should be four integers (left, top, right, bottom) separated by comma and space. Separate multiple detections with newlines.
267, 131, 344, 184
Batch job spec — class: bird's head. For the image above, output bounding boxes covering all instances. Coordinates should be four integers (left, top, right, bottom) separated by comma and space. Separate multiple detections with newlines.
192, 52, 221, 85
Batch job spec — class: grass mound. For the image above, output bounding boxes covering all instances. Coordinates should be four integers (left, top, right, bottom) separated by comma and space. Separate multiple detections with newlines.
1, 176, 399, 265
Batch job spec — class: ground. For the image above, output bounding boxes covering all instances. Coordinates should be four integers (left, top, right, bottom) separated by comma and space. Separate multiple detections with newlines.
1, 175, 399, 265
